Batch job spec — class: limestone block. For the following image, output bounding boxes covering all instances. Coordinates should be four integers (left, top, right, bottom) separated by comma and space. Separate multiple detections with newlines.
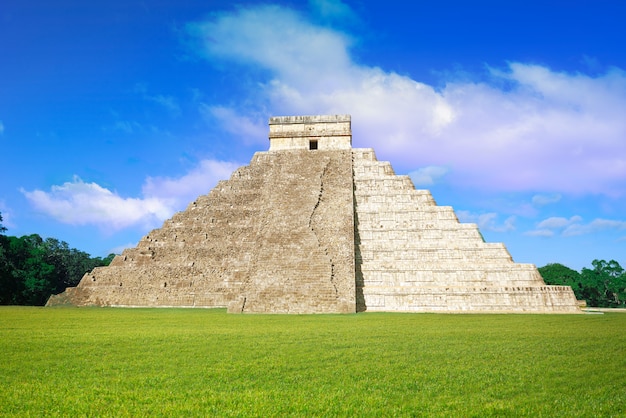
269, 115, 352, 151
352, 146, 580, 313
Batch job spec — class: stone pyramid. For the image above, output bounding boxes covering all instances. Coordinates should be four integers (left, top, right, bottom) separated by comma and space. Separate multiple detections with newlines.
48, 115, 581, 313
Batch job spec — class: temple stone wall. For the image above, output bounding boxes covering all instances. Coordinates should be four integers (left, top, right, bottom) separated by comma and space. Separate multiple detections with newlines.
227, 149, 356, 313
48, 122, 356, 313
352, 148, 580, 313
47, 114, 581, 313
269, 114, 352, 151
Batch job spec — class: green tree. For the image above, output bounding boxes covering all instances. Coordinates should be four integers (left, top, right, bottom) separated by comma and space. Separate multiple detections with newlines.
0, 215, 117, 306
581, 260, 626, 307
0, 212, 15, 304
540, 260, 626, 308
538, 263, 584, 299
5, 234, 56, 305
40, 238, 116, 293
40, 238, 117, 300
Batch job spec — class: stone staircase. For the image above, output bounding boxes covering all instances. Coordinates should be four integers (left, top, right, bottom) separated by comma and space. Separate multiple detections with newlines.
352, 148, 579, 312
48, 149, 356, 313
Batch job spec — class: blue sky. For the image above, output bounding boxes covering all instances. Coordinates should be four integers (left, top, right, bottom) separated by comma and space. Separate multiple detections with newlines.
1, 0, 625, 270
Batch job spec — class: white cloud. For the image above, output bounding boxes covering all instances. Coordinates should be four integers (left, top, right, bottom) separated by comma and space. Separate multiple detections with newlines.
200, 105, 267, 145
309, 0, 358, 23
0, 200, 15, 229
0, 120, 4, 135
22, 177, 172, 231
456, 211, 516, 232
106, 120, 143, 134
148, 94, 180, 114
143, 159, 239, 203
536, 216, 582, 230
563, 218, 626, 237
189, 4, 626, 196
524, 229, 554, 237
133, 83, 181, 114
527, 215, 626, 237
109, 242, 137, 255
531, 194, 561, 206
22, 159, 239, 231
115, 123, 161, 135
525, 216, 579, 237
408, 166, 448, 186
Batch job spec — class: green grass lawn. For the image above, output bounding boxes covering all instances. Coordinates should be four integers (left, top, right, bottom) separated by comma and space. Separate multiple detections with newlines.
1, 307, 624, 417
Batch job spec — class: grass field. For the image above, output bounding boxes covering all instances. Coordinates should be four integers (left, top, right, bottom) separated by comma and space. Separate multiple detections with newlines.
1, 307, 625, 417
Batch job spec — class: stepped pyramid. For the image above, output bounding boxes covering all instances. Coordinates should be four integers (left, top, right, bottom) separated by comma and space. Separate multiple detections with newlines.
48, 115, 581, 313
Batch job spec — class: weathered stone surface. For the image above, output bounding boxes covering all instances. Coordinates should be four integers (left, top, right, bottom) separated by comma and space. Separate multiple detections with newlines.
269, 114, 352, 151
47, 114, 581, 313
226, 149, 356, 313
352, 148, 579, 313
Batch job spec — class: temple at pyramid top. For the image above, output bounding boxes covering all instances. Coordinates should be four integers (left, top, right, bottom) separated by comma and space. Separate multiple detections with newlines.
47, 114, 582, 313
269, 114, 352, 151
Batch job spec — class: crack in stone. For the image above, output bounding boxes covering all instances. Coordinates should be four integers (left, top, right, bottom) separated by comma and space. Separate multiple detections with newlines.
309, 159, 339, 298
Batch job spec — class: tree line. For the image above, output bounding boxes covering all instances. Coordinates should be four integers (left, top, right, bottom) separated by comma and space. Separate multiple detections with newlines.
0, 213, 114, 305
539, 259, 626, 308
